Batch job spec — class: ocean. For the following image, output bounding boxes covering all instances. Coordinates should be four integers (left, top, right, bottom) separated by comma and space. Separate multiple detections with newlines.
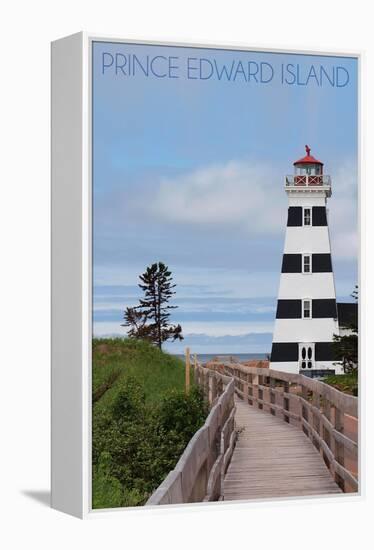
174, 353, 268, 363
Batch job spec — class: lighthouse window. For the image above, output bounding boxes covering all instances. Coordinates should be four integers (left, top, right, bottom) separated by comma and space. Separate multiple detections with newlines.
302, 299, 311, 319
303, 208, 311, 226
303, 254, 312, 274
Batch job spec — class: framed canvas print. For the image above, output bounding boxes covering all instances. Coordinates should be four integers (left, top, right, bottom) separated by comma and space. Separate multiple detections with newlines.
51, 32, 361, 518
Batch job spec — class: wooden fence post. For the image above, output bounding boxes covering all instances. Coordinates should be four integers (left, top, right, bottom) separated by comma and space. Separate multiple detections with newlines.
334, 407, 345, 490
185, 347, 190, 394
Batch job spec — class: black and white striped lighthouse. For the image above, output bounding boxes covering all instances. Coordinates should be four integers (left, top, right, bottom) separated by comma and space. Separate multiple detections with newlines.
270, 146, 342, 377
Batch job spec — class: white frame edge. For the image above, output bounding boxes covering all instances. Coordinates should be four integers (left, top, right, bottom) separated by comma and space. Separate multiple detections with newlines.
51, 31, 90, 518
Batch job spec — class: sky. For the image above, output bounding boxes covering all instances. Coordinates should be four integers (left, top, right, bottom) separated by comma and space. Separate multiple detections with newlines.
92, 41, 358, 354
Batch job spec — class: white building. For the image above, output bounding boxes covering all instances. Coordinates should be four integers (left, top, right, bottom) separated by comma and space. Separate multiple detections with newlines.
270, 146, 345, 377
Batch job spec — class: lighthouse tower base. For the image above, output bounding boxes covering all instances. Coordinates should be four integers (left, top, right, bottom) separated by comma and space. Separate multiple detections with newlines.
270, 361, 343, 377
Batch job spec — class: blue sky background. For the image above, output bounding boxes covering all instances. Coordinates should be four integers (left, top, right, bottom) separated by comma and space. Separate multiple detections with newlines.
92, 42, 358, 354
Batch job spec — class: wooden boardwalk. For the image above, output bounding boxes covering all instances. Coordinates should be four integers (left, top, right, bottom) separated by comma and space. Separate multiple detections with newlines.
223, 397, 342, 500
148, 364, 358, 505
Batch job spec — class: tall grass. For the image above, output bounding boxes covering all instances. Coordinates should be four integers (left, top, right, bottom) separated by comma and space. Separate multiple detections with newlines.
92, 338, 207, 509
92, 338, 186, 409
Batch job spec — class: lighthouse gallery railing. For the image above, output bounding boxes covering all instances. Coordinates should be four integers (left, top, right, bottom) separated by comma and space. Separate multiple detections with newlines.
285, 174, 331, 187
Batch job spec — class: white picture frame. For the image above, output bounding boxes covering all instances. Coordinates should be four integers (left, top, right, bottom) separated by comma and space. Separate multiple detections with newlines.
51, 32, 362, 518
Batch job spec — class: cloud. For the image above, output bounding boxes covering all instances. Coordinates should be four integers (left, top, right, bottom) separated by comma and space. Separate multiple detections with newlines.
179, 332, 272, 346
93, 320, 275, 338
92, 157, 358, 322
168, 331, 273, 355
93, 290, 277, 331
139, 157, 358, 263
331, 231, 358, 261
148, 160, 284, 234
93, 266, 281, 297
92, 323, 273, 354
328, 159, 358, 261
93, 157, 357, 287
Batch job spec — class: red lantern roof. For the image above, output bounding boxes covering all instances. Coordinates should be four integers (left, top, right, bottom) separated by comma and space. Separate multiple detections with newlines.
293, 145, 323, 166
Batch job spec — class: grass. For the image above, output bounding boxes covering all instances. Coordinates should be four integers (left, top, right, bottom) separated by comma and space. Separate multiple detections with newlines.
92, 338, 186, 411
322, 372, 358, 396
92, 337, 207, 509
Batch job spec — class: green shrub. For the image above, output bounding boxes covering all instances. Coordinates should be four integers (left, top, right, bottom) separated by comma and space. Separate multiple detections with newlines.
92, 359, 208, 508
111, 377, 146, 422
323, 372, 358, 396
92, 452, 123, 509
156, 386, 208, 439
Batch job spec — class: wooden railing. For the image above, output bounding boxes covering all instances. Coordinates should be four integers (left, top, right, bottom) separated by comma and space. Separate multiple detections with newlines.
207, 361, 359, 493
146, 365, 236, 505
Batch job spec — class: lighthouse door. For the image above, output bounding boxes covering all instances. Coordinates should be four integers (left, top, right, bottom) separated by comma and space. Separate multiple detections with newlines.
299, 343, 315, 370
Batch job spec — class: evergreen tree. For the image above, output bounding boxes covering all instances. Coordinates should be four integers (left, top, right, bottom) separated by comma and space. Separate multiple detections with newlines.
122, 262, 183, 349
333, 285, 358, 374
121, 307, 153, 341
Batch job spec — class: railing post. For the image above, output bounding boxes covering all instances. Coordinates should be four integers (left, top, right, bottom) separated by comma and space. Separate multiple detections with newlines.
185, 347, 190, 394
269, 377, 276, 416
208, 372, 216, 405
258, 375, 264, 410
204, 369, 209, 400
334, 407, 345, 491
242, 380, 248, 404
253, 374, 259, 408
211, 373, 218, 403
300, 384, 310, 437
247, 374, 253, 405
217, 376, 223, 397
322, 398, 331, 445
197, 365, 201, 391
283, 381, 290, 423
321, 397, 335, 477
312, 390, 321, 448
193, 356, 199, 385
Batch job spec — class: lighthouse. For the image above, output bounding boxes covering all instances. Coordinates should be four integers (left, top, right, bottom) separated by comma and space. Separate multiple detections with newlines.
270, 146, 343, 377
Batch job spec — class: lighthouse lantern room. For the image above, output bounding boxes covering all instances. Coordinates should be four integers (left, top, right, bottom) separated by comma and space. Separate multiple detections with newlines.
270, 146, 342, 377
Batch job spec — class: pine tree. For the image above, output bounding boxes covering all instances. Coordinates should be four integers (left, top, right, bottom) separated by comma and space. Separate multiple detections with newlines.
121, 307, 153, 341
122, 262, 183, 349
333, 285, 358, 374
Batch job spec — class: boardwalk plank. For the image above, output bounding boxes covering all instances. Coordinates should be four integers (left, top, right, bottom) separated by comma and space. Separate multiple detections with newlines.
223, 397, 342, 500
